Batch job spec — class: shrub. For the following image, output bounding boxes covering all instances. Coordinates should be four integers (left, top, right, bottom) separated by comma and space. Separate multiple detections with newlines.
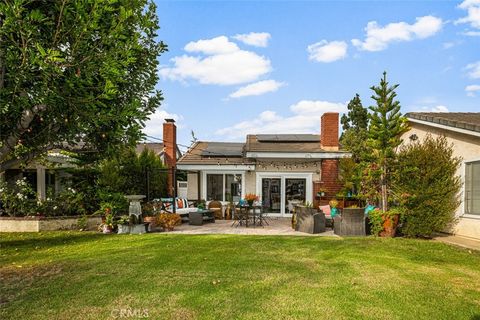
394, 135, 461, 237
156, 213, 181, 231
0, 178, 37, 216
369, 207, 405, 236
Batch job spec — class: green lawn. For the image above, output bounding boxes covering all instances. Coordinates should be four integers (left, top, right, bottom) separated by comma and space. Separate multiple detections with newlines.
1, 232, 480, 320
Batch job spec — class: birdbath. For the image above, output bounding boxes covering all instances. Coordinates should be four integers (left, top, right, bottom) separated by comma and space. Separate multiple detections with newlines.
125, 195, 146, 233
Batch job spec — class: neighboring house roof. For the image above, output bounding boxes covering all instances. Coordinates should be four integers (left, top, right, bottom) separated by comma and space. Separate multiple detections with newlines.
406, 112, 480, 135
136, 142, 182, 159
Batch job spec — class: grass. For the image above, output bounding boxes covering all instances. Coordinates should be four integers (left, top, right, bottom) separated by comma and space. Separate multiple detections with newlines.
1, 232, 480, 320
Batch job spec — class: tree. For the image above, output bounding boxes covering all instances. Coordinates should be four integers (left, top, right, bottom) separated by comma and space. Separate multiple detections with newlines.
97, 148, 167, 200
339, 94, 371, 198
340, 93, 369, 132
368, 72, 409, 211
0, 0, 167, 172
394, 135, 461, 237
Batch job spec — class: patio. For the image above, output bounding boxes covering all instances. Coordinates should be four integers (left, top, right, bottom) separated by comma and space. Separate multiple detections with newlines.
169, 217, 337, 236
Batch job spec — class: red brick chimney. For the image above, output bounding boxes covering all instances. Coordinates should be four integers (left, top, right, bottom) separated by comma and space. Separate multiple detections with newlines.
318, 112, 342, 206
320, 112, 339, 151
163, 119, 177, 197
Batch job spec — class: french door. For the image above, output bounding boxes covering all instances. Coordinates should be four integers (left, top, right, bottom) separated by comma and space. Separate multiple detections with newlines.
258, 173, 312, 216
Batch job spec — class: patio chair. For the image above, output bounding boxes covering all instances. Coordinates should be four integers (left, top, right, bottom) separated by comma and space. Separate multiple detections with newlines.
231, 206, 248, 227
208, 200, 223, 220
333, 208, 366, 236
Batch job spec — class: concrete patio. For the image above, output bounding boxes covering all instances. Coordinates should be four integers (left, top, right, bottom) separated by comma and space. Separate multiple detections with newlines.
168, 217, 337, 236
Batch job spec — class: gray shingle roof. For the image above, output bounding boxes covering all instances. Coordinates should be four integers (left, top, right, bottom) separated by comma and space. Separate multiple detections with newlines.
406, 112, 480, 133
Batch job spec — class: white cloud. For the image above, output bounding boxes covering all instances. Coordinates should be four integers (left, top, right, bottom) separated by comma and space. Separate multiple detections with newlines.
411, 105, 450, 112
466, 61, 480, 79
456, 0, 480, 29
352, 15, 443, 51
215, 100, 346, 140
462, 30, 480, 36
233, 32, 271, 47
307, 40, 348, 63
229, 80, 286, 99
430, 105, 449, 112
184, 36, 239, 55
466, 84, 480, 97
159, 36, 272, 85
143, 107, 183, 138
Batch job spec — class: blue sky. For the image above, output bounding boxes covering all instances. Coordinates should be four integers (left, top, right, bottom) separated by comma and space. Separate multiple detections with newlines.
143, 0, 480, 149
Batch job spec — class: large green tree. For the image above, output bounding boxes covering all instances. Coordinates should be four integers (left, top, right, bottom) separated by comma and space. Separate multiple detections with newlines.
0, 0, 166, 172
368, 72, 409, 211
339, 94, 371, 198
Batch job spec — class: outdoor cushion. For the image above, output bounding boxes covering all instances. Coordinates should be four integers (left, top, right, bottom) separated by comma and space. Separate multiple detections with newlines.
319, 205, 331, 215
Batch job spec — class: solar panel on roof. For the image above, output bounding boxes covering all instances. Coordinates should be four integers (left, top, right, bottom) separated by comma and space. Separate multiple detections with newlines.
256, 134, 320, 142
201, 142, 244, 157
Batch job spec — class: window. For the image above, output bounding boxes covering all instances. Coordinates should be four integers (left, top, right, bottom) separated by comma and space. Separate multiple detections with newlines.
206, 173, 242, 202
465, 161, 480, 215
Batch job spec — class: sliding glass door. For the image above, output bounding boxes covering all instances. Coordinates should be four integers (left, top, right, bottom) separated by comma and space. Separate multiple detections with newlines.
258, 173, 313, 216
261, 178, 282, 213
285, 178, 306, 214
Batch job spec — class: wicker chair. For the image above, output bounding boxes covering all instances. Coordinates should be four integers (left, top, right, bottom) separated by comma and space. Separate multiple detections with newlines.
333, 208, 366, 236
208, 200, 223, 220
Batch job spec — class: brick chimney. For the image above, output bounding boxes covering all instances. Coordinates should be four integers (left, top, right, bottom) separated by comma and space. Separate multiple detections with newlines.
320, 112, 339, 151
163, 119, 177, 197
318, 112, 342, 206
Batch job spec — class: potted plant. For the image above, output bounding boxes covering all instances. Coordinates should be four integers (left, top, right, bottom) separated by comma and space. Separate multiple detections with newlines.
157, 213, 181, 231
329, 199, 339, 218
142, 201, 159, 231
244, 193, 258, 207
368, 207, 404, 237
117, 215, 130, 234
101, 212, 115, 234
317, 188, 327, 197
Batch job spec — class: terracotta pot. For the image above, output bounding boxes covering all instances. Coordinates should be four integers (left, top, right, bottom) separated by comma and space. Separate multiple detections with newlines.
380, 214, 399, 237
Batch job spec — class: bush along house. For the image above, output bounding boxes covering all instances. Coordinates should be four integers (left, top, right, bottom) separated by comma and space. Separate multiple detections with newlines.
175, 113, 350, 217
402, 112, 480, 240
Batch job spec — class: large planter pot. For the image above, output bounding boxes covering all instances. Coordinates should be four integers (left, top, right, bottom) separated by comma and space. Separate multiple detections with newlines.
130, 224, 147, 234
102, 225, 113, 234
380, 214, 400, 237
143, 216, 157, 231
117, 224, 130, 234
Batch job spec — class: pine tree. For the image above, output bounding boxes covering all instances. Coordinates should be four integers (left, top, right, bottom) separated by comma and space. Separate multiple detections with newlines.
341, 94, 369, 132
368, 72, 409, 211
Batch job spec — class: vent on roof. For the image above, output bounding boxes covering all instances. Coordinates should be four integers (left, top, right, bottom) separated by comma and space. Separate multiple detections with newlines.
256, 134, 320, 142
201, 142, 244, 157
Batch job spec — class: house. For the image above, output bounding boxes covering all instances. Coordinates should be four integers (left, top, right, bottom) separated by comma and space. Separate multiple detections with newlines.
0, 119, 182, 200
174, 113, 350, 217
403, 112, 480, 240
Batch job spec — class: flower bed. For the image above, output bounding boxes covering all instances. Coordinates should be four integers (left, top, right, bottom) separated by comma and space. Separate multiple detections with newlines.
0, 215, 102, 232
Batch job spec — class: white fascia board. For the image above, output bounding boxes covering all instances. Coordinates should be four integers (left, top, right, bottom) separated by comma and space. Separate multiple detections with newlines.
176, 164, 256, 171
408, 118, 480, 138
245, 152, 351, 159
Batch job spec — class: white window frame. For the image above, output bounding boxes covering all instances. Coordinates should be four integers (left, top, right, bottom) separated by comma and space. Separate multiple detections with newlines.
464, 158, 480, 218
255, 172, 313, 217
202, 170, 246, 203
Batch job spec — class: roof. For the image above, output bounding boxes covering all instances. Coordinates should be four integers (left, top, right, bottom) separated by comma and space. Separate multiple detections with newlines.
178, 142, 252, 165
136, 142, 164, 155
406, 112, 480, 134
201, 142, 244, 157
246, 134, 331, 153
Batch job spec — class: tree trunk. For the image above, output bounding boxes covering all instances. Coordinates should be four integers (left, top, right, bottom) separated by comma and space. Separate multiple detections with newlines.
381, 163, 388, 212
